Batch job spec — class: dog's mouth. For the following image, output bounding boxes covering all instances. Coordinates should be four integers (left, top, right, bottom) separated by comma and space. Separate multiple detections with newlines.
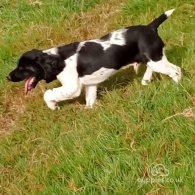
25, 77, 39, 95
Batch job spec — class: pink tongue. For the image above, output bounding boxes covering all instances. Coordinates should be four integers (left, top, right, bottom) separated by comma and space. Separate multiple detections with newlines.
25, 77, 34, 95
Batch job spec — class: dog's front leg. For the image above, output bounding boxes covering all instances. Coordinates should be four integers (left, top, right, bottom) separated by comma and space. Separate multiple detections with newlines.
147, 52, 181, 83
85, 85, 97, 108
44, 84, 82, 110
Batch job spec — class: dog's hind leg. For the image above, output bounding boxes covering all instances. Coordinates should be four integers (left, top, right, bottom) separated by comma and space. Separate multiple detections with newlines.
85, 85, 97, 108
146, 51, 181, 83
141, 66, 153, 85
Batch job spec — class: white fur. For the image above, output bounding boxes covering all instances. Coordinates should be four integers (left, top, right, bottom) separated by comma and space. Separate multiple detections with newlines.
44, 54, 82, 110
56, 54, 78, 85
147, 51, 181, 82
80, 67, 117, 85
79, 29, 127, 51
141, 67, 153, 85
121, 63, 141, 74
77, 42, 86, 52
85, 85, 97, 108
90, 40, 111, 51
43, 48, 58, 55
43, 54, 117, 109
109, 29, 127, 46
165, 9, 175, 17
133, 63, 141, 75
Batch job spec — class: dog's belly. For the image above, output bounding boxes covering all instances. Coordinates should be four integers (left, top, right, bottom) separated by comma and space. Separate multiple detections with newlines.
80, 67, 117, 85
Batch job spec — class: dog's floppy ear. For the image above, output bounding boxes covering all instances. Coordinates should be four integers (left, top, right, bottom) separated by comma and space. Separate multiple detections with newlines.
36, 53, 65, 83
19, 49, 42, 65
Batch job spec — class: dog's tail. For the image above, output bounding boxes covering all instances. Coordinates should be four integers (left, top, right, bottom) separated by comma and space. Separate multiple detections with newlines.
148, 9, 175, 30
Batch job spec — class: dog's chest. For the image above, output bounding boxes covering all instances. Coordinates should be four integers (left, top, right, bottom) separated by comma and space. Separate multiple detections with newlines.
80, 67, 116, 85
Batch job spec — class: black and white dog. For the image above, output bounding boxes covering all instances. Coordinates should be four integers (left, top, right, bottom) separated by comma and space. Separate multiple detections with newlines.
7, 9, 181, 110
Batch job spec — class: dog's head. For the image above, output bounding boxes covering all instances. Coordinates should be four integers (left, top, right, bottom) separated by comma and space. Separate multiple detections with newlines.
7, 49, 65, 94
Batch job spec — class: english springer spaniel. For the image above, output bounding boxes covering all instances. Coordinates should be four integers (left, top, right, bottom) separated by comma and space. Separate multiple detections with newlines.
7, 9, 181, 110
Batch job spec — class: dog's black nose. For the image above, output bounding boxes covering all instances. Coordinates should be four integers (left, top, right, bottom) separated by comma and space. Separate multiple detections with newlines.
7, 75, 11, 81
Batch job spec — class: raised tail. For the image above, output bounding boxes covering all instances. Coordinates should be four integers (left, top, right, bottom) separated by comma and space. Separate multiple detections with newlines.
148, 9, 175, 30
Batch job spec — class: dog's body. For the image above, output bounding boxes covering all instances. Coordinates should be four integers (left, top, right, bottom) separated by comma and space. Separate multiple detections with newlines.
8, 9, 181, 110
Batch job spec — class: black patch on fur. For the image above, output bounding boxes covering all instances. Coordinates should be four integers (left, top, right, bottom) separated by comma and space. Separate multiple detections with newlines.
77, 25, 164, 77
77, 42, 106, 76
37, 54, 65, 83
58, 42, 79, 59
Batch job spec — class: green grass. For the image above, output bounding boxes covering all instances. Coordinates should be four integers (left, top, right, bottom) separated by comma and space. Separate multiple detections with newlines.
0, 0, 101, 87
0, 0, 195, 194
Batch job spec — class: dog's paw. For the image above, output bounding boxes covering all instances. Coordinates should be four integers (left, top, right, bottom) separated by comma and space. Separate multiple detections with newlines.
85, 104, 94, 109
170, 66, 182, 83
46, 100, 59, 110
44, 89, 60, 110
141, 79, 151, 85
85, 103, 94, 109
85, 98, 96, 109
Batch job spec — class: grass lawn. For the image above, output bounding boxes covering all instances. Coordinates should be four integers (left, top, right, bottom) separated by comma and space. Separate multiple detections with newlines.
0, 0, 195, 194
